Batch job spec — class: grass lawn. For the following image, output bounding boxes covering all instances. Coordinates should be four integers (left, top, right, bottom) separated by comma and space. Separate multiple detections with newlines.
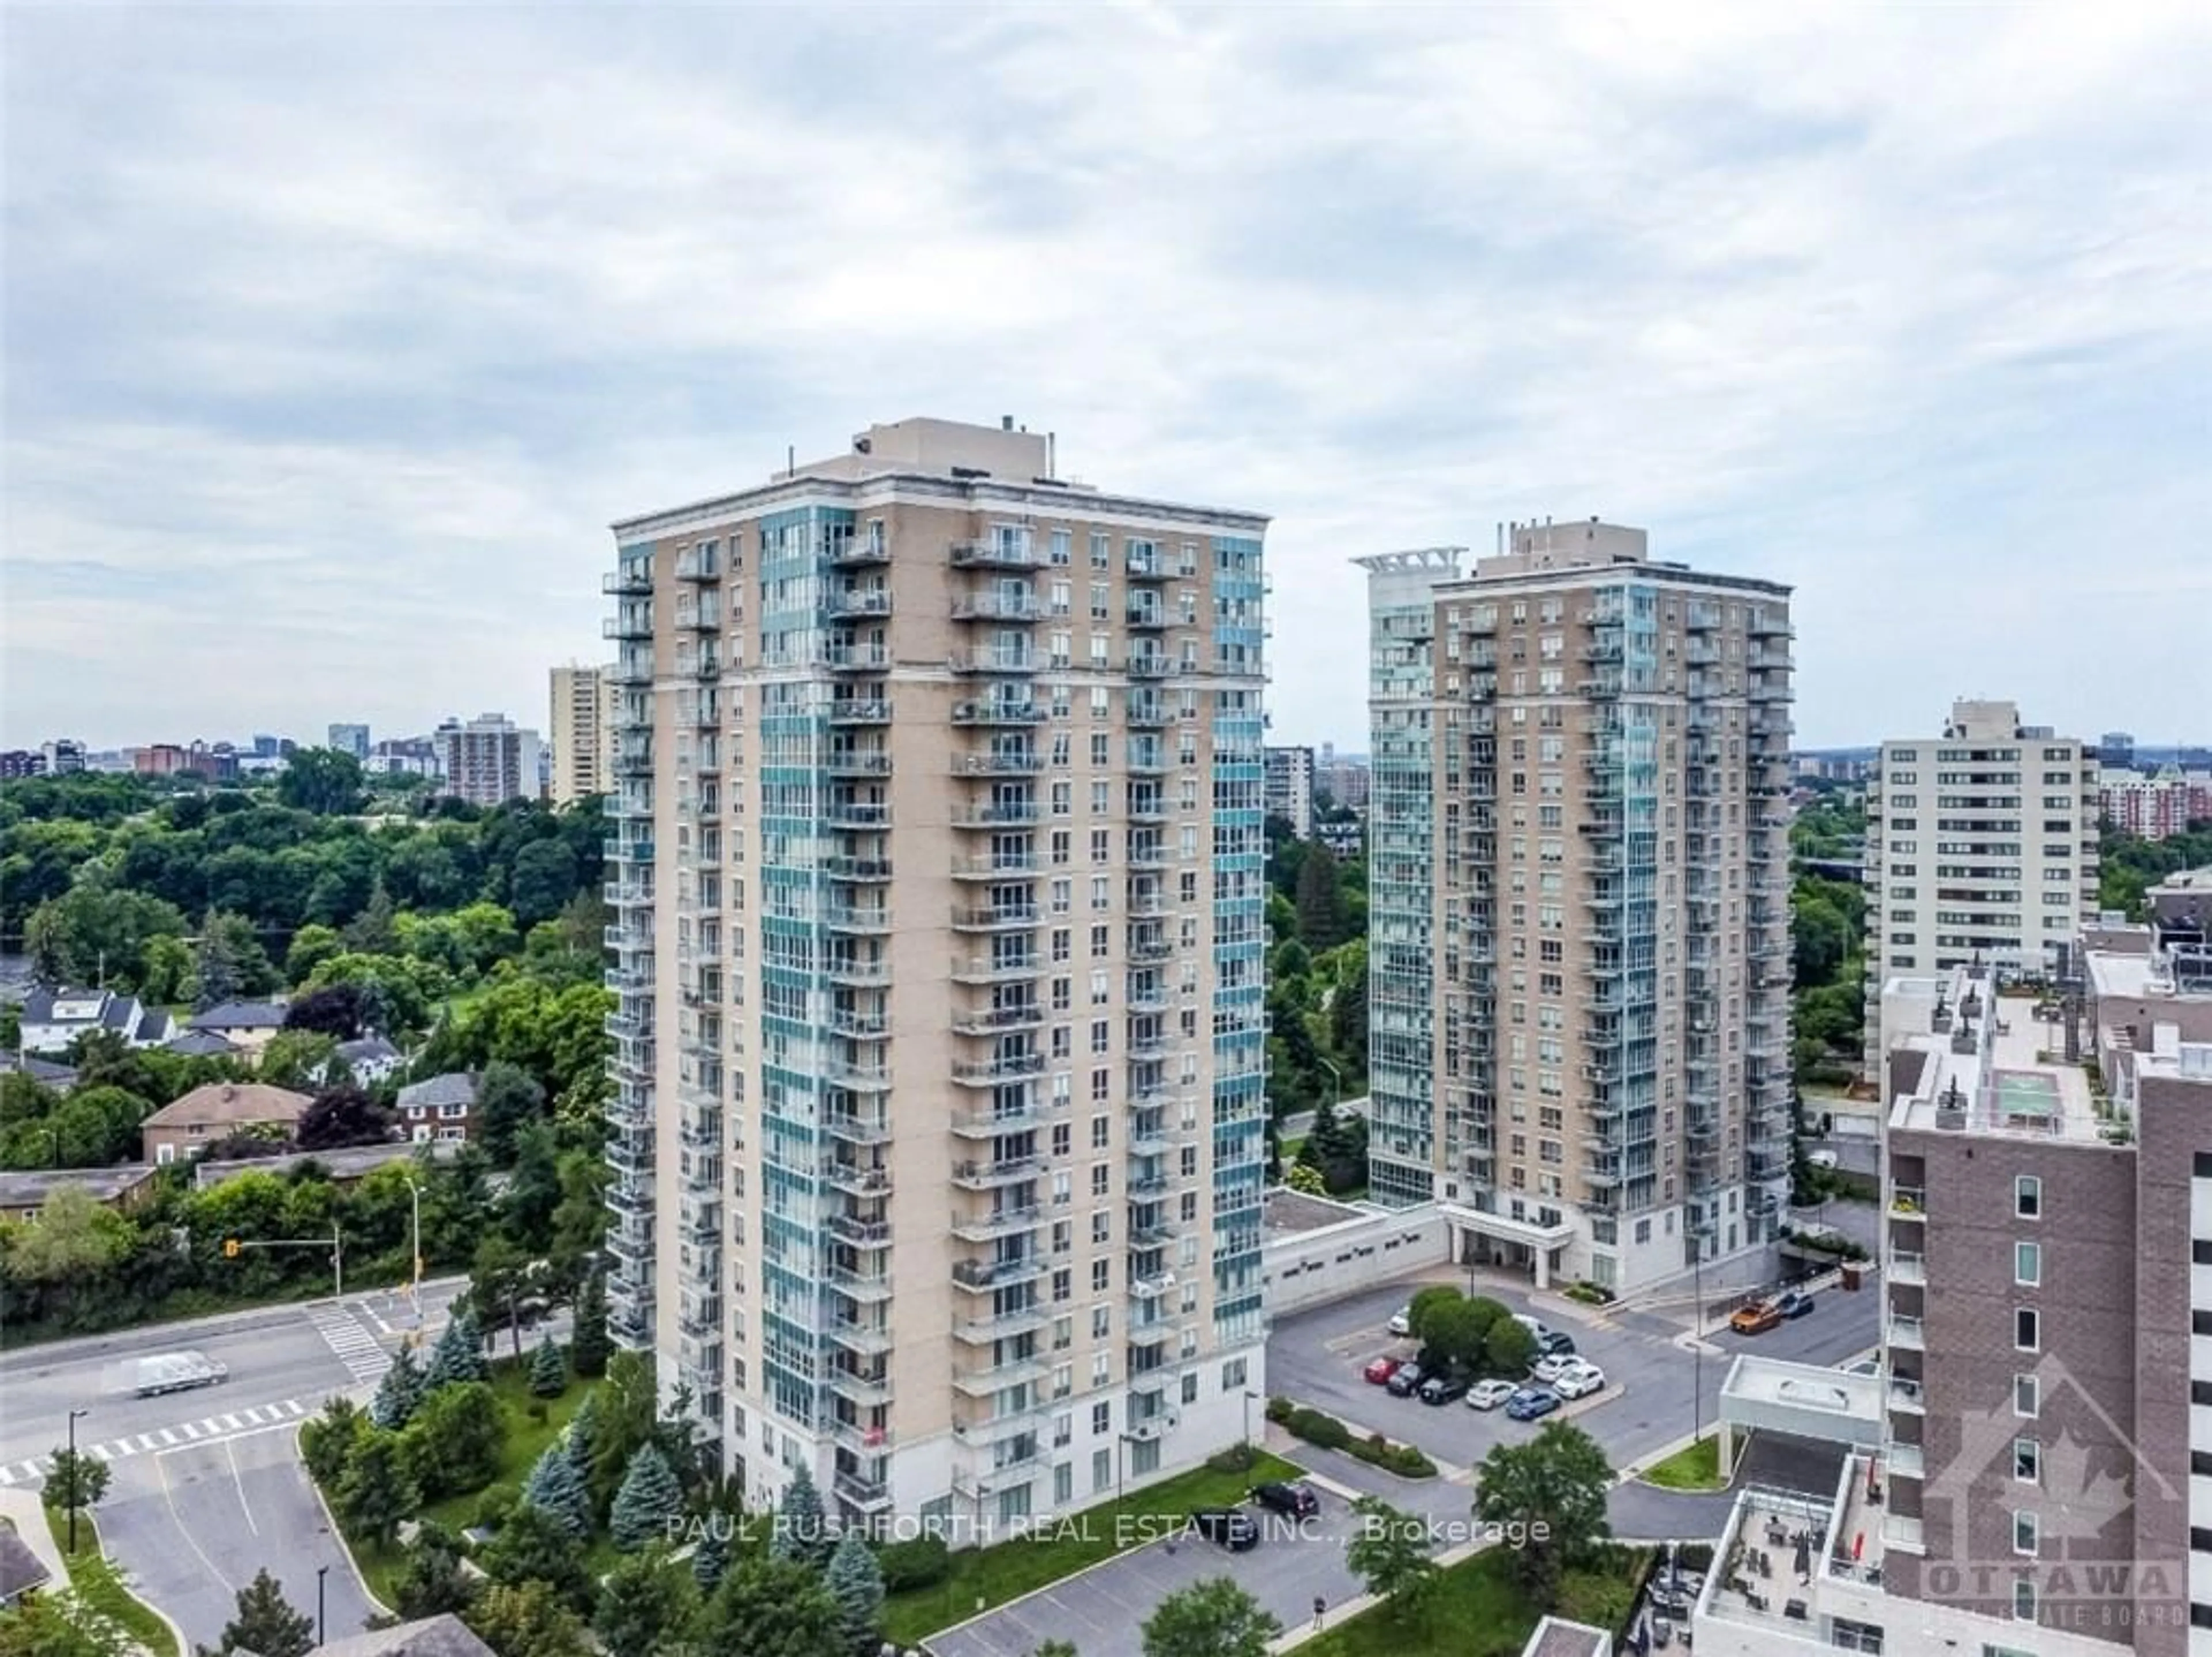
1639, 1435, 1725, 1492
41, 1505, 183, 1657
1298, 1543, 1650, 1657
882, 1449, 1306, 1645
343, 1365, 608, 1606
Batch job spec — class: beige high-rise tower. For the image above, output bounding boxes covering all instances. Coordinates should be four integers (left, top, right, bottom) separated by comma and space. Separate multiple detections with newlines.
549, 663, 616, 804
601, 417, 1270, 1527
1360, 520, 1794, 1296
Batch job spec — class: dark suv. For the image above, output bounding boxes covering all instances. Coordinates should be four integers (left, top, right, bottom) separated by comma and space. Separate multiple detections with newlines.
1190, 1507, 1260, 1550
1419, 1372, 1471, 1406
1385, 1360, 1426, 1397
1250, 1480, 1320, 1518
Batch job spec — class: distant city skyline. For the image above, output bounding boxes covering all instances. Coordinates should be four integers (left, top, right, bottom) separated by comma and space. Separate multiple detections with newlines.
5, 7, 2207, 752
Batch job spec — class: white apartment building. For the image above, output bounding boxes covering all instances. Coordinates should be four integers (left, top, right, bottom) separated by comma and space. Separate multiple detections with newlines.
1861, 700, 2100, 1079
434, 713, 543, 806
601, 415, 1270, 1530
1263, 745, 1316, 838
548, 664, 616, 805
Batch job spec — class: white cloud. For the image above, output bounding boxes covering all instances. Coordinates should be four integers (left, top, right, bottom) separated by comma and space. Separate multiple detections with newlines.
3, 2, 2206, 750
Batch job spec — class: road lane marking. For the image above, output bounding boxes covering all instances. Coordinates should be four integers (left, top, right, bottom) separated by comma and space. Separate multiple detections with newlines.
158, 1429, 179, 1446
217, 1414, 241, 1431
225, 1438, 259, 1537
286, 1399, 304, 1415
180, 1423, 203, 1439
86, 1446, 111, 1461
156, 1446, 236, 1595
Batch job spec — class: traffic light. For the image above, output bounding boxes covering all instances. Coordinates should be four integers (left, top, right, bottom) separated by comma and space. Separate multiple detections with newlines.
223, 1238, 241, 1259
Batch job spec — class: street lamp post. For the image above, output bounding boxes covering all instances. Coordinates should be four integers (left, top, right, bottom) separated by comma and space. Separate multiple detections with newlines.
316, 1565, 328, 1644
1691, 1231, 1707, 1448
1315, 1056, 1343, 1111
404, 1175, 424, 1326
65, 1408, 89, 1553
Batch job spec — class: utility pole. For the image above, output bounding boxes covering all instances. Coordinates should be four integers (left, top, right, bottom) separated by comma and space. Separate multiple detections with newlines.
405, 1175, 423, 1326
66, 1408, 89, 1553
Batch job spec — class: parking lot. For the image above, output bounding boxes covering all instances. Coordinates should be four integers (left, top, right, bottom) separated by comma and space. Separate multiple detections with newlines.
1266, 1276, 1880, 1479
927, 1486, 1369, 1657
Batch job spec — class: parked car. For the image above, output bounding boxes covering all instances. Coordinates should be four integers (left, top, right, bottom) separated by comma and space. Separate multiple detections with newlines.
1363, 1356, 1403, 1385
1729, 1301, 1783, 1336
1251, 1481, 1320, 1518
1555, 1363, 1607, 1399
1385, 1361, 1426, 1397
1467, 1378, 1519, 1411
1535, 1329, 1578, 1358
1505, 1387, 1561, 1422
1776, 1289, 1817, 1320
1419, 1372, 1471, 1405
1387, 1306, 1413, 1336
1191, 1508, 1259, 1550
1511, 1313, 1552, 1342
1530, 1353, 1581, 1385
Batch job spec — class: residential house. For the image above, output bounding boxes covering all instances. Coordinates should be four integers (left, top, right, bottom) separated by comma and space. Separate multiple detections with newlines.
18, 986, 171, 1054
332, 1035, 404, 1086
184, 1000, 289, 1056
140, 1082, 313, 1165
0, 1053, 77, 1094
0, 1165, 160, 1224
163, 1029, 241, 1060
306, 1615, 495, 1657
395, 1072, 476, 1143
0, 1527, 52, 1607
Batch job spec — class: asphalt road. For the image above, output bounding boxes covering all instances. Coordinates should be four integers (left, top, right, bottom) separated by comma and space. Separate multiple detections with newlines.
929, 1486, 1372, 1657
0, 1281, 483, 1649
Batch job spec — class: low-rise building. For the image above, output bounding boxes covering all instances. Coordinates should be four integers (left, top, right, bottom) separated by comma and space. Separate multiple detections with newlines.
0, 1053, 78, 1093
395, 1072, 477, 1143
184, 1001, 289, 1054
0, 1164, 160, 1223
306, 1614, 495, 1657
334, 1035, 404, 1085
163, 1029, 241, 1060
141, 1082, 313, 1165
18, 986, 171, 1053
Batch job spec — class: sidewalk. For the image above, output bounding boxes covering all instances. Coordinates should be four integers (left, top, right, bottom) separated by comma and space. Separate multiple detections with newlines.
0, 1276, 469, 1368
0, 1487, 66, 1589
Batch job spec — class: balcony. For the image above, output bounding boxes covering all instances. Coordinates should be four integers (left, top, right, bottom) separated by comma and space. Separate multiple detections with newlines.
1888, 1315, 1925, 1350
604, 609, 653, 642
1889, 1250, 1925, 1285
833, 1470, 893, 1511
1884, 1441, 1924, 1480
953, 903, 1040, 931
952, 753, 1045, 777
1126, 841, 1168, 869
676, 605, 720, 633
953, 1055, 1045, 1086
823, 1161, 893, 1198
1124, 654, 1172, 679
954, 1303, 1050, 1342
1127, 701, 1171, 729
604, 568, 653, 596
952, 699, 1044, 727
950, 538, 1038, 570
953, 592, 1040, 623
952, 1255, 1043, 1292
823, 956, 892, 986
954, 853, 1039, 880
1888, 1375, 1924, 1413
952, 1102, 1051, 1137
951, 1355, 1048, 1397
828, 698, 892, 725
952, 1003, 1043, 1036
823, 1110, 892, 1145
823, 906, 893, 935
1124, 747, 1170, 776
824, 644, 890, 674
828, 589, 893, 619
951, 955, 1040, 985
827, 1212, 893, 1249
1126, 549, 1169, 581
1888, 1186, 1927, 1219
953, 804, 1041, 829
825, 1265, 893, 1302
950, 649, 1037, 675
827, 1369, 895, 1408
823, 752, 893, 778
1127, 935, 1172, 964
823, 855, 893, 883
952, 1155, 1042, 1189
1125, 604, 1168, 630
825, 1056, 892, 1092
822, 801, 892, 830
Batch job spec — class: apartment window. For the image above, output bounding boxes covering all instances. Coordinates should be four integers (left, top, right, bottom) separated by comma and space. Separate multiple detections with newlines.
2014, 1240, 2041, 1286
1090, 830, 1111, 864
1051, 877, 1071, 915
1091, 1162, 1111, 1197
2015, 1307, 2039, 1352
1089, 532, 1110, 570
1050, 528, 1071, 566
1052, 1269, 1071, 1303
2014, 1374, 2039, 1417
2013, 1438, 2040, 1484
1052, 830, 1071, 866
1052, 1364, 1072, 1399
2015, 1175, 2041, 1219
1180, 1372, 1199, 1405
1052, 1123, 1072, 1157
1092, 1448, 1112, 1492
1090, 1260, 1110, 1292
1223, 1357, 1249, 1390
2012, 1512, 2038, 1556
1090, 1305, 1111, 1340
1091, 1210, 1111, 1244
1090, 781, 1110, 815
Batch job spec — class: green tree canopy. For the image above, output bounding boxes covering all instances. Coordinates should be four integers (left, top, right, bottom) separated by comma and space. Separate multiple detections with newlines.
1139, 1577, 1281, 1657
1471, 1420, 1614, 1605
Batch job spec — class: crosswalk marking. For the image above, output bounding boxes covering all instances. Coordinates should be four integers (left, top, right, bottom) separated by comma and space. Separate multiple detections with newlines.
306, 1302, 395, 1387
0, 1394, 320, 1486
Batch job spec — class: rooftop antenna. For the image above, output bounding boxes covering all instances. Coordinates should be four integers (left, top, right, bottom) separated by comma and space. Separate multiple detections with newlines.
787, 444, 796, 478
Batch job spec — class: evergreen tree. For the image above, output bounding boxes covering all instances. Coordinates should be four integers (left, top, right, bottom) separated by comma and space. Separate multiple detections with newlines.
529, 1331, 567, 1398
392, 1520, 478, 1620
592, 1545, 693, 1657
768, 1464, 832, 1567
825, 1530, 886, 1656
563, 1389, 600, 1482
369, 1344, 425, 1429
425, 1308, 489, 1391
692, 1557, 842, 1657
335, 1430, 419, 1550
569, 1269, 610, 1378
192, 907, 241, 1013
521, 1442, 593, 1541
343, 882, 398, 954
213, 1568, 314, 1657
609, 1440, 683, 1552
691, 1508, 733, 1593
1294, 843, 1345, 947
480, 1504, 592, 1613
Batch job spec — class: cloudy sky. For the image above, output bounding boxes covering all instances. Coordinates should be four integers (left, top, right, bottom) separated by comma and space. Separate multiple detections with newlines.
5, 3, 2207, 755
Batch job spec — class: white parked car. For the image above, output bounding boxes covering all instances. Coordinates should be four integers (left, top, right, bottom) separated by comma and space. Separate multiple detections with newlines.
1387, 1306, 1412, 1337
1530, 1353, 1581, 1385
1555, 1363, 1607, 1400
1466, 1378, 1519, 1411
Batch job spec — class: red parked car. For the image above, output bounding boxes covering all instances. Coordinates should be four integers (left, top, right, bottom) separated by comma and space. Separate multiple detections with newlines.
1363, 1356, 1402, 1385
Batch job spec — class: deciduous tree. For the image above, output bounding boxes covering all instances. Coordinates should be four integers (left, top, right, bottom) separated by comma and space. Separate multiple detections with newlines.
691, 1557, 842, 1657
592, 1545, 694, 1657
1139, 1577, 1280, 1657
1344, 1497, 1437, 1618
335, 1429, 418, 1550
464, 1579, 592, 1657
1472, 1421, 1614, 1605
480, 1503, 592, 1613
391, 1520, 477, 1620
